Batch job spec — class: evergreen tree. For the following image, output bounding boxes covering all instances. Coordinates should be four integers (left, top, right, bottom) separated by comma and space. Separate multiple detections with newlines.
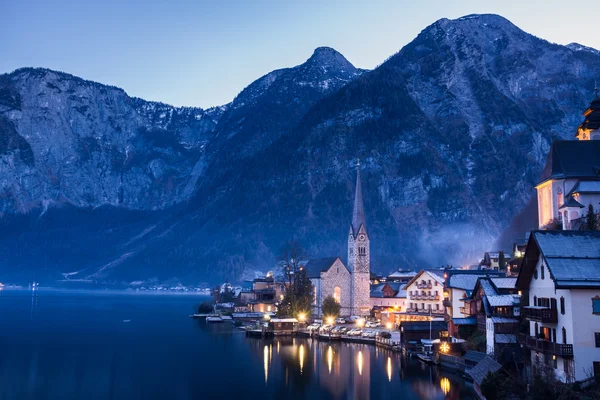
322, 295, 341, 318
277, 241, 313, 318
586, 204, 598, 231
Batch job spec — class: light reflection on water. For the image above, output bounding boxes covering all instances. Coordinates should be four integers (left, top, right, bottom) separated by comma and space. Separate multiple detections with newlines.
0, 290, 474, 400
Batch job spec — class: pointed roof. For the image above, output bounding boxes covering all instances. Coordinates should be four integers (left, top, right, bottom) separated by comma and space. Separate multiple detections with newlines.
576, 87, 600, 137
351, 164, 366, 235
537, 140, 600, 185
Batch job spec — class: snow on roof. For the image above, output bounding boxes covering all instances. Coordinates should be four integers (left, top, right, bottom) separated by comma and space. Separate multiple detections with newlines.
495, 334, 517, 344
568, 180, 600, 195
487, 295, 519, 307
387, 270, 417, 278
478, 279, 498, 296
491, 316, 519, 324
452, 317, 476, 325
534, 231, 600, 287
448, 274, 484, 290
467, 356, 501, 386
490, 277, 517, 289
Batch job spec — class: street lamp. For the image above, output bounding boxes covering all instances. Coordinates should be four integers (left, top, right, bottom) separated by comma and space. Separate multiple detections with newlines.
386, 322, 393, 330
326, 316, 334, 325
298, 313, 306, 322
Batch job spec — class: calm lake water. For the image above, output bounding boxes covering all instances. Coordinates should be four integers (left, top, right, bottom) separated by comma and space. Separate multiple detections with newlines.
0, 290, 474, 400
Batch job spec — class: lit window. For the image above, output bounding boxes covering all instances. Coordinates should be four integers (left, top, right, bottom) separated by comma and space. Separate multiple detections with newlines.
267, 305, 272, 312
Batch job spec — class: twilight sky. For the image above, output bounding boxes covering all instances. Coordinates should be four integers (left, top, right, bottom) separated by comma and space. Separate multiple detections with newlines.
2, 0, 598, 108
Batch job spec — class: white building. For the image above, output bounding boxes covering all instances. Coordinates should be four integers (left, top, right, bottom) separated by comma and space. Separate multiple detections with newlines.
402, 270, 445, 318
536, 94, 600, 229
516, 230, 600, 382
306, 165, 371, 317
370, 282, 407, 310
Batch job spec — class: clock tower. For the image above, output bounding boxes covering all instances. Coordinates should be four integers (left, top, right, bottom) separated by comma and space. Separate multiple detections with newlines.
348, 161, 370, 316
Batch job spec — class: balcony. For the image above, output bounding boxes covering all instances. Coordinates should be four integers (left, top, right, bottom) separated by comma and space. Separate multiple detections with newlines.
518, 333, 573, 358
416, 282, 432, 289
522, 307, 558, 323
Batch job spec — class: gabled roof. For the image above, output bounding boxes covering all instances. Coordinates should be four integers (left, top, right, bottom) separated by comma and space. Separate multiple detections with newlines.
487, 295, 519, 307
537, 140, 600, 185
387, 269, 417, 279
304, 257, 346, 279
567, 180, 600, 196
517, 230, 600, 290
370, 282, 405, 298
490, 277, 517, 289
446, 271, 504, 290
559, 196, 585, 209
464, 350, 486, 364
402, 269, 445, 290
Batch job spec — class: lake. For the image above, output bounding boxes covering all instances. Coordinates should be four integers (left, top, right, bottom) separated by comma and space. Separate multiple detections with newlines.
0, 290, 474, 399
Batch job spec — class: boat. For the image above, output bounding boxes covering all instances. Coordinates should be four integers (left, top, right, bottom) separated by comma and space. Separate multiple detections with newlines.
206, 314, 223, 322
416, 353, 434, 364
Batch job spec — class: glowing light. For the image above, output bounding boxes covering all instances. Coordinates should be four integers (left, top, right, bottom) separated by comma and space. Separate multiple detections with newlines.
440, 342, 450, 354
387, 357, 392, 382
327, 346, 333, 374
326, 317, 334, 325
298, 313, 306, 322
440, 377, 450, 395
357, 350, 363, 376
277, 341, 280, 354
299, 344, 305, 374
264, 314, 270, 320
356, 319, 364, 327
263, 345, 269, 384
269, 344, 272, 363
386, 322, 393, 330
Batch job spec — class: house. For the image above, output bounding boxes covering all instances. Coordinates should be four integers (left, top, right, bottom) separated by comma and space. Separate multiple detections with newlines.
463, 277, 520, 356
370, 282, 407, 310
268, 318, 298, 336
402, 270, 446, 319
443, 270, 505, 338
305, 166, 372, 317
516, 230, 600, 383
386, 269, 417, 283
480, 251, 507, 270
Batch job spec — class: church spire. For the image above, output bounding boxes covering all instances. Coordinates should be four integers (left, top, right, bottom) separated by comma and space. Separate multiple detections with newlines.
351, 159, 366, 235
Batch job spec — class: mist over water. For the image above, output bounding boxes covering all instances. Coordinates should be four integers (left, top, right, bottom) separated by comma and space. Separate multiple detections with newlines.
0, 290, 473, 399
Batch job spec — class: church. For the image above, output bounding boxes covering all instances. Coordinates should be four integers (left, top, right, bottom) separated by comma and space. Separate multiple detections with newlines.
304, 165, 371, 317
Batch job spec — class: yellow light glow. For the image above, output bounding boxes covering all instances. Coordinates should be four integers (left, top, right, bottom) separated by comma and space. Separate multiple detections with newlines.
387, 357, 392, 382
298, 313, 306, 322
327, 317, 334, 325
356, 319, 364, 327
263, 345, 269, 384
299, 344, 305, 374
440, 377, 450, 395
277, 341, 280, 354
269, 344, 272, 363
327, 346, 333, 374
440, 342, 450, 354
357, 350, 363, 376
386, 322, 393, 330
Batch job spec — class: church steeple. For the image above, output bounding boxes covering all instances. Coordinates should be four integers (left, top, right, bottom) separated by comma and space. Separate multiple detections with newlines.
351, 160, 366, 236
576, 82, 600, 140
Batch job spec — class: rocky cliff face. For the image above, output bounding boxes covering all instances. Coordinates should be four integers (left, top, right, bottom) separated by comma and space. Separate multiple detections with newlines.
0, 68, 224, 214
1, 14, 599, 285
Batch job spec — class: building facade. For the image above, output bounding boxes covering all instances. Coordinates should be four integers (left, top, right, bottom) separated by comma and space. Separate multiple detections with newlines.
307, 166, 371, 317
402, 270, 445, 318
517, 230, 600, 383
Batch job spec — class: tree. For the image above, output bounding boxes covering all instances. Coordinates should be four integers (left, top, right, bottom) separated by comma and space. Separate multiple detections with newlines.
197, 302, 213, 314
585, 204, 598, 231
322, 295, 341, 318
276, 241, 313, 318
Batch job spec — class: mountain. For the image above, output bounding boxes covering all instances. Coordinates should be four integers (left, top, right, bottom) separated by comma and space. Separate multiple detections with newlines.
1, 14, 600, 286
0, 68, 226, 214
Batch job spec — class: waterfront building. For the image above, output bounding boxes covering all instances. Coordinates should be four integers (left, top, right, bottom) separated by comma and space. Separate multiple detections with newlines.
370, 282, 407, 310
402, 270, 446, 318
516, 230, 600, 383
443, 270, 505, 338
307, 165, 371, 317
535, 93, 600, 229
462, 277, 520, 356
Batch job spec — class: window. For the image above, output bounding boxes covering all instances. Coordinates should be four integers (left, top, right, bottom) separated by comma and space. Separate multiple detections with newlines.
534, 268, 538, 280
560, 297, 565, 315
534, 322, 539, 337
358, 247, 366, 256
436, 304, 439, 310
552, 328, 556, 343
541, 264, 545, 280
350, 248, 354, 256
557, 188, 564, 208
336, 267, 339, 273
595, 332, 600, 348
562, 327, 567, 344
533, 296, 537, 306
333, 286, 341, 303
594, 362, 600, 378
593, 296, 600, 314
553, 355, 557, 369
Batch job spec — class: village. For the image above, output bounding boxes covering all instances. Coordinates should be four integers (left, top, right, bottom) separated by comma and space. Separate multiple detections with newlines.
195, 93, 600, 399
